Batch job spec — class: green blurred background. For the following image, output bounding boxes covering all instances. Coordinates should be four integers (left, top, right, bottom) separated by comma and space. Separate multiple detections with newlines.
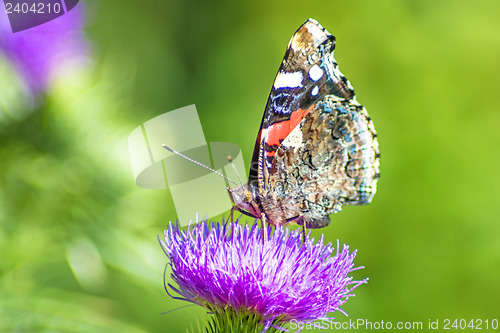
1, 0, 499, 332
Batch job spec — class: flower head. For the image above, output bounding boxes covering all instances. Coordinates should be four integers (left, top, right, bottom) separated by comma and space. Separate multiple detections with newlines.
161, 219, 367, 331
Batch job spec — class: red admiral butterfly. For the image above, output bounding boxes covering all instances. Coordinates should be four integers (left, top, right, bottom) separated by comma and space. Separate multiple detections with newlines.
227, 19, 380, 233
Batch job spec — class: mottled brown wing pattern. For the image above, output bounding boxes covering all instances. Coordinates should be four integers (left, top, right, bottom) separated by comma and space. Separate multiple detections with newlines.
266, 95, 380, 228
227, 19, 380, 230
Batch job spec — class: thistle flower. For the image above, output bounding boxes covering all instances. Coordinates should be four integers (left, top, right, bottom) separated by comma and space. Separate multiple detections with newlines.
161, 219, 367, 332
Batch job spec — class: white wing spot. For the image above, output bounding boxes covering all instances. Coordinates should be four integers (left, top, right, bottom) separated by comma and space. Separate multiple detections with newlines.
309, 64, 323, 81
311, 86, 319, 96
274, 71, 303, 89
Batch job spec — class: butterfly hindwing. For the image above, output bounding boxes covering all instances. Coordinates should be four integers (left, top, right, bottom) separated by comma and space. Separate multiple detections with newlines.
267, 96, 380, 228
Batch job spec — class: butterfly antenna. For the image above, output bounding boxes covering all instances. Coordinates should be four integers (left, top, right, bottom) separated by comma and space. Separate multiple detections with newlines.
162, 144, 238, 186
227, 155, 243, 186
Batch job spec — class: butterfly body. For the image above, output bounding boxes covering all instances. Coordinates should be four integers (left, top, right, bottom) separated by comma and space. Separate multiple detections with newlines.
228, 19, 380, 229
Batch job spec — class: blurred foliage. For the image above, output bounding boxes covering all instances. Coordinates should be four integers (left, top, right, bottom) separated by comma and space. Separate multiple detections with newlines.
1, 0, 500, 332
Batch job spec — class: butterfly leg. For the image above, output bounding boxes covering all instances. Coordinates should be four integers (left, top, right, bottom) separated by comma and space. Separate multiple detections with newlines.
230, 206, 258, 238
232, 206, 258, 220
302, 223, 307, 243
228, 205, 236, 224
285, 215, 308, 242
228, 205, 236, 238
261, 213, 268, 244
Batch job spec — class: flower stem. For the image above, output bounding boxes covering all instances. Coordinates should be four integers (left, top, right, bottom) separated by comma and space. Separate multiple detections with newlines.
203, 307, 282, 333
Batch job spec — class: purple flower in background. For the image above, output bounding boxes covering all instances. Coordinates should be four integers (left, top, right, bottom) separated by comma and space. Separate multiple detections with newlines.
0, 4, 88, 94
161, 219, 367, 331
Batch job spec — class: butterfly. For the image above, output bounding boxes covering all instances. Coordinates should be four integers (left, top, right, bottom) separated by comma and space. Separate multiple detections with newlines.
227, 18, 380, 235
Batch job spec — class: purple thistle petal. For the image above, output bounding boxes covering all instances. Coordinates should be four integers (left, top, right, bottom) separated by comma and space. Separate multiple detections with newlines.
161, 218, 367, 329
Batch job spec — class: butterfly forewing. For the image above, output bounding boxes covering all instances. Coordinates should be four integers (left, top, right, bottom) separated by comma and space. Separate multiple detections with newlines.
249, 19, 351, 187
